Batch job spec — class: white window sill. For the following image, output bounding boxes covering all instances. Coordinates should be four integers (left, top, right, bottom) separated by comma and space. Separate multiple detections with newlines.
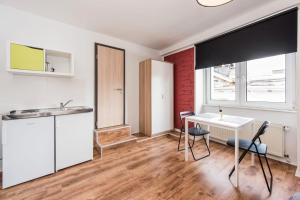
203, 104, 297, 113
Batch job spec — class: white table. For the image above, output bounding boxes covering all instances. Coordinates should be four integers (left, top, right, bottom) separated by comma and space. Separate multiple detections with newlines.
184, 113, 255, 187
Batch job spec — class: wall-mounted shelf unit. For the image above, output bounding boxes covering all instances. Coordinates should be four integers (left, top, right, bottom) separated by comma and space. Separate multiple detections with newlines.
7, 41, 74, 77
6, 69, 74, 77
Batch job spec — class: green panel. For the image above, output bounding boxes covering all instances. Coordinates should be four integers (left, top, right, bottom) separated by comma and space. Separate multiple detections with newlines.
10, 43, 44, 71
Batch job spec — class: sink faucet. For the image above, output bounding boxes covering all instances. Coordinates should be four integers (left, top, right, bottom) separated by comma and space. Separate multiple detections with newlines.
60, 99, 73, 110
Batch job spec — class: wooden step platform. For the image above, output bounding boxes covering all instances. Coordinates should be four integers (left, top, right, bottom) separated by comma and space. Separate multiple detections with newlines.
94, 124, 137, 158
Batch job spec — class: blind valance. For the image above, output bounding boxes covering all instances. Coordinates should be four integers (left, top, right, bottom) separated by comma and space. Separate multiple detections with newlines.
195, 8, 298, 69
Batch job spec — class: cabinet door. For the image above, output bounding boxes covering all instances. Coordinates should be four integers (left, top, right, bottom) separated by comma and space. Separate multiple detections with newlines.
10, 43, 45, 71
56, 113, 93, 171
2, 117, 54, 188
151, 61, 174, 135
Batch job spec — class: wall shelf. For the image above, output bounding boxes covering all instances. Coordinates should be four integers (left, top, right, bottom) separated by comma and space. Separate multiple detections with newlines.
7, 69, 74, 77
7, 41, 74, 78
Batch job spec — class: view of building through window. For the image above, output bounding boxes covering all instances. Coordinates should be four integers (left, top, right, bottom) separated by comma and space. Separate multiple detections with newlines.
211, 64, 236, 101
246, 55, 286, 103
210, 55, 286, 103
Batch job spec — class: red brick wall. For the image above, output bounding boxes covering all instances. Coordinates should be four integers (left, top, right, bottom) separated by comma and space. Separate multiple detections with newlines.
164, 48, 195, 129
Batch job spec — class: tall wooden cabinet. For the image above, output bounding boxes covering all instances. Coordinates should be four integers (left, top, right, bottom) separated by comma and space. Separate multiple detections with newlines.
139, 59, 174, 136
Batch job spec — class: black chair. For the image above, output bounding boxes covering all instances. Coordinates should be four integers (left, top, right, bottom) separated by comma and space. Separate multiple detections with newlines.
226, 121, 273, 193
178, 111, 210, 161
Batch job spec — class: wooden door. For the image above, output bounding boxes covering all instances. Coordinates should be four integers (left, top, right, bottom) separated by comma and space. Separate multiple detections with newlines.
96, 44, 125, 129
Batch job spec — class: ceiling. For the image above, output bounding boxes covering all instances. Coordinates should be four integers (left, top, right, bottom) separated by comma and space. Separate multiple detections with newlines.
0, 0, 277, 50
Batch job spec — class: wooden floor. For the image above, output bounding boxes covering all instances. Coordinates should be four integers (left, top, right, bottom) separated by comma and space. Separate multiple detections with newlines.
1, 135, 299, 200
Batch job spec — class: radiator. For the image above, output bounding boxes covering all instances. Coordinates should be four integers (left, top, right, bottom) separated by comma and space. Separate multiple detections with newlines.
207, 121, 285, 157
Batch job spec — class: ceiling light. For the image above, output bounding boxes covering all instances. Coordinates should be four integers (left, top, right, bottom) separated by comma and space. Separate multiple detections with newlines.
196, 0, 233, 7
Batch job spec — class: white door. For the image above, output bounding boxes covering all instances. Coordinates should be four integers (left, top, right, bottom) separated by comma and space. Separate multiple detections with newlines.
151, 60, 174, 134
56, 113, 93, 171
2, 117, 55, 188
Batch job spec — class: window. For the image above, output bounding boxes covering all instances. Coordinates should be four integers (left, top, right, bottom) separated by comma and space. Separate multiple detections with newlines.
246, 55, 285, 103
211, 64, 236, 101
206, 54, 295, 110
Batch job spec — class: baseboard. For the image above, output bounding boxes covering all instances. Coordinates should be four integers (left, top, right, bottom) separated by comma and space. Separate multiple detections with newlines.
168, 132, 180, 138
136, 130, 173, 143
174, 128, 180, 132
153, 129, 174, 136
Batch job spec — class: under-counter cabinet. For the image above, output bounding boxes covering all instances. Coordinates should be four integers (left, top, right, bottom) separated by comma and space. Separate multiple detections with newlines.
55, 113, 93, 171
2, 117, 55, 188
1, 109, 93, 188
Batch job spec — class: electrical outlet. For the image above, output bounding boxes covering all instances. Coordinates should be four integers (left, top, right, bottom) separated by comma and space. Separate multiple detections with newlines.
284, 154, 289, 158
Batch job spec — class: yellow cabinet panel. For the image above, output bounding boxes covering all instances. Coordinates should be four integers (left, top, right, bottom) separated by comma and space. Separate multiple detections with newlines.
10, 43, 44, 71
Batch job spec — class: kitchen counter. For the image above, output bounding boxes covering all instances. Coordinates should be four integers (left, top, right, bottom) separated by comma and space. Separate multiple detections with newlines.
1, 107, 94, 188
2, 106, 93, 120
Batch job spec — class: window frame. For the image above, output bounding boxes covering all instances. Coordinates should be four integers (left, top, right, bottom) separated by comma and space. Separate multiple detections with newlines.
205, 53, 296, 110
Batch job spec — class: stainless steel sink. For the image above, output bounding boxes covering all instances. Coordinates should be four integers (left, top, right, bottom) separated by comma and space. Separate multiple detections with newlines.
47, 106, 93, 115
3, 106, 93, 120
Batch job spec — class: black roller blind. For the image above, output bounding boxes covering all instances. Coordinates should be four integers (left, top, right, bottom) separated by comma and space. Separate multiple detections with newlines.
195, 8, 298, 69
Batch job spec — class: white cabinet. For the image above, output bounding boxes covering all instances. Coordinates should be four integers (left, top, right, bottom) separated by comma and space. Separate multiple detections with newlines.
1, 111, 93, 188
2, 117, 55, 188
139, 60, 174, 136
55, 113, 93, 171
151, 60, 174, 135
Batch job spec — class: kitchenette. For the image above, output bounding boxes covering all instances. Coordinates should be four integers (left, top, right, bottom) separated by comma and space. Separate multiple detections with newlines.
0, 104, 94, 188
0, 39, 96, 189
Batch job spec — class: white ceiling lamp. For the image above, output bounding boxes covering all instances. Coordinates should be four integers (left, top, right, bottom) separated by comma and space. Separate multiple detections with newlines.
196, 0, 233, 7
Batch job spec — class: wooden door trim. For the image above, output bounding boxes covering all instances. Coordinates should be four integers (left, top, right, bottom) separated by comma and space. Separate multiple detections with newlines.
94, 43, 126, 129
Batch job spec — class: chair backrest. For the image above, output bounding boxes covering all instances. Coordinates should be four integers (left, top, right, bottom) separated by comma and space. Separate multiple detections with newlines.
179, 111, 195, 131
252, 121, 270, 143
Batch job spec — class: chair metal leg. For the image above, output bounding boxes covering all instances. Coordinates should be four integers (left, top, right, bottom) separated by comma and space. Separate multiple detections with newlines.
229, 148, 249, 178
264, 155, 273, 191
203, 135, 211, 155
257, 154, 268, 188
178, 131, 193, 151
177, 131, 185, 151
255, 147, 273, 193
262, 154, 273, 193
189, 135, 210, 161
191, 135, 196, 148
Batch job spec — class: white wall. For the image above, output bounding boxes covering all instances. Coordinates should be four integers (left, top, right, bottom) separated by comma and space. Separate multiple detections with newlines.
161, 1, 300, 167
0, 5, 160, 163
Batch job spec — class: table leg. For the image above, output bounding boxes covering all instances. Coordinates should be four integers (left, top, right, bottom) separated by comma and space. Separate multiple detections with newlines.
251, 122, 255, 166
185, 119, 189, 161
235, 129, 239, 187
206, 125, 210, 148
